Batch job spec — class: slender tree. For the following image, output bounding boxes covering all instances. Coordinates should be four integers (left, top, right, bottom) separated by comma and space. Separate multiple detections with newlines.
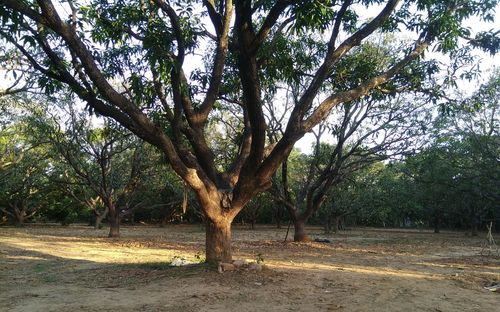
35, 108, 149, 237
271, 92, 432, 240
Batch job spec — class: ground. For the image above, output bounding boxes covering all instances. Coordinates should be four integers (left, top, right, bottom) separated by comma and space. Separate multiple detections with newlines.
0, 225, 499, 312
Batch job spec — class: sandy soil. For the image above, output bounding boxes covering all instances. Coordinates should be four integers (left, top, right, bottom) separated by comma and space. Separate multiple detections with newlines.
0, 224, 499, 311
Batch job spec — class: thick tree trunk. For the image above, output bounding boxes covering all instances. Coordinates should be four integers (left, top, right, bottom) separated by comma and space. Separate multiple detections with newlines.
294, 220, 310, 242
15, 214, 25, 227
205, 218, 232, 263
11, 203, 25, 226
108, 206, 120, 237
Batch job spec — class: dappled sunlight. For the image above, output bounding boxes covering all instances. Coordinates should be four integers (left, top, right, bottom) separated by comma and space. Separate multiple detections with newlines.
2, 226, 500, 312
265, 259, 445, 280
0, 235, 197, 264
5, 255, 49, 261
413, 261, 500, 277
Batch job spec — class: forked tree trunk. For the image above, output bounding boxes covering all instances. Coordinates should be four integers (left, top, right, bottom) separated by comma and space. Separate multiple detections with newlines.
294, 219, 310, 242
10, 202, 26, 226
108, 205, 120, 238
94, 206, 109, 230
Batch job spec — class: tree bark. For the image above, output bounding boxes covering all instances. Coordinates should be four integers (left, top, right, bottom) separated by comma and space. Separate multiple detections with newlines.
433, 212, 441, 234
333, 215, 341, 234
205, 218, 232, 263
15, 213, 25, 227
11, 203, 25, 226
94, 206, 109, 230
324, 213, 331, 234
108, 205, 120, 238
294, 219, 310, 242
275, 205, 283, 229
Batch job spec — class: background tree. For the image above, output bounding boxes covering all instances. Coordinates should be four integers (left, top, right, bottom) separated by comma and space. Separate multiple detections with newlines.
33, 107, 155, 237
0, 120, 49, 225
271, 89, 432, 241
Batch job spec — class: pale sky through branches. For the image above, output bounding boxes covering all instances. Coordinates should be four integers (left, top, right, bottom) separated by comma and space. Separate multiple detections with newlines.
0, 1, 498, 154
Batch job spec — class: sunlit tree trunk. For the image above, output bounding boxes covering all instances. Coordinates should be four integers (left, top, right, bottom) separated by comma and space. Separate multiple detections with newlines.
205, 217, 233, 263
107, 202, 120, 238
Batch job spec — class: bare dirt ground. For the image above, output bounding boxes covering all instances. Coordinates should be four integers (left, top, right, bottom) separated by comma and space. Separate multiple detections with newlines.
0, 224, 499, 312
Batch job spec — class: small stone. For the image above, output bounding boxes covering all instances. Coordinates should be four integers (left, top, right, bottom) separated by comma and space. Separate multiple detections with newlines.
248, 263, 262, 272
232, 259, 248, 268
221, 263, 236, 272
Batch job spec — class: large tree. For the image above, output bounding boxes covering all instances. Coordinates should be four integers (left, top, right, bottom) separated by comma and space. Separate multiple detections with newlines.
0, 0, 498, 262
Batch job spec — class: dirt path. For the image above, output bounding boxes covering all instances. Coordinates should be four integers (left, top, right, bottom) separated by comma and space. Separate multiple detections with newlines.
0, 225, 498, 311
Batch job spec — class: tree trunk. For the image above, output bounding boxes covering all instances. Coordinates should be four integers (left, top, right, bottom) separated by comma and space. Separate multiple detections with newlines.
339, 217, 345, 231
433, 213, 440, 234
333, 215, 341, 233
11, 203, 25, 226
324, 213, 331, 234
275, 205, 283, 229
108, 205, 120, 238
160, 215, 168, 227
294, 219, 310, 242
15, 213, 25, 227
205, 218, 232, 263
94, 206, 109, 230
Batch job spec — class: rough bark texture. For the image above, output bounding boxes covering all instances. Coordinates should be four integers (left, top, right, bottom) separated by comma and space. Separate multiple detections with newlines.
205, 218, 232, 263
293, 220, 310, 242
108, 206, 120, 238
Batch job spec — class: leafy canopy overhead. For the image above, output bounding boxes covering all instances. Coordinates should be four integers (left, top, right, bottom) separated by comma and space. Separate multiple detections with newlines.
0, 0, 498, 215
